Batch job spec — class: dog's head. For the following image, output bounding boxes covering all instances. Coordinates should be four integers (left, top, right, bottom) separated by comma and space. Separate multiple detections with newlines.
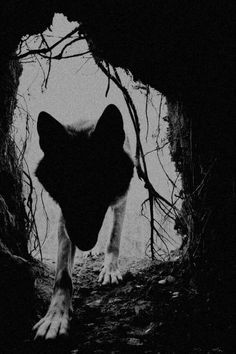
35, 105, 133, 250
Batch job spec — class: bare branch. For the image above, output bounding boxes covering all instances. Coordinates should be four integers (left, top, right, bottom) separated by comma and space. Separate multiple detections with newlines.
14, 27, 82, 60
40, 34, 52, 88
39, 50, 91, 60
145, 85, 150, 142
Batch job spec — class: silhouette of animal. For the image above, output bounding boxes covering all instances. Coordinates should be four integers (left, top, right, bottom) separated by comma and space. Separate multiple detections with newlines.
33, 104, 133, 340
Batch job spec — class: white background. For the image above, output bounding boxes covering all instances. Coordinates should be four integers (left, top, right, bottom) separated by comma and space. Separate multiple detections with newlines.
14, 14, 181, 263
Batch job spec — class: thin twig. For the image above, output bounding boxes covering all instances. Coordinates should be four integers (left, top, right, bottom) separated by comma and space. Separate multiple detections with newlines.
145, 85, 150, 142
14, 27, 81, 59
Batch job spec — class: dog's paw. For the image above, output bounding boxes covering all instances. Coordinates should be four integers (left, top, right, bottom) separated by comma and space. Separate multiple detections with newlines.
98, 261, 122, 285
33, 295, 72, 340
33, 309, 71, 340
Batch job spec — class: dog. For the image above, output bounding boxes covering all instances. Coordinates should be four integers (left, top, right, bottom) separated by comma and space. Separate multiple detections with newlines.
33, 105, 134, 340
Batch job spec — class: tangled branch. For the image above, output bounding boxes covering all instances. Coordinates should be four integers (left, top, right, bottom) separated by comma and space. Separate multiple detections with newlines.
14, 27, 91, 90
13, 100, 50, 260
97, 60, 180, 259
14, 27, 83, 60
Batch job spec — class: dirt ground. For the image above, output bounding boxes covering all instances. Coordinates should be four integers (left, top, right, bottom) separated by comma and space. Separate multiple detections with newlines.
6, 253, 234, 354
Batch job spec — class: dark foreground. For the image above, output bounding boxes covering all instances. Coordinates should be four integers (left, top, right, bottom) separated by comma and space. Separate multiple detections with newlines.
2, 254, 234, 353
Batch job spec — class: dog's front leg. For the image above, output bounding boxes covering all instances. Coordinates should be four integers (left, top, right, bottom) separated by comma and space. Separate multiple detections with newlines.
33, 214, 76, 340
99, 195, 127, 285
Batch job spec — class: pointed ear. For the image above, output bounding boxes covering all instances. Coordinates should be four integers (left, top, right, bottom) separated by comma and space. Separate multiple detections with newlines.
93, 105, 125, 148
37, 111, 67, 153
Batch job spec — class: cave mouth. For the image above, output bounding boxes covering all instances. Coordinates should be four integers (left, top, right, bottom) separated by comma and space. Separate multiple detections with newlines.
14, 13, 182, 268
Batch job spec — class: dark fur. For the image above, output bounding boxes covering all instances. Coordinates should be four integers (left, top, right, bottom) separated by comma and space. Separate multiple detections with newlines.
35, 105, 133, 251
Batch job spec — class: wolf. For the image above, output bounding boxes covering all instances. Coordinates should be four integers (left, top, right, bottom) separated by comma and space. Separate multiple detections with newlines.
33, 104, 134, 340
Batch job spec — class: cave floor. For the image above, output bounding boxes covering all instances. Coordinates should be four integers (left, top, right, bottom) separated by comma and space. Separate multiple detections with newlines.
9, 254, 234, 353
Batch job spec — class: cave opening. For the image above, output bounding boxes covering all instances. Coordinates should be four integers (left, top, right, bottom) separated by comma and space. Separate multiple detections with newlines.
14, 13, 182, 267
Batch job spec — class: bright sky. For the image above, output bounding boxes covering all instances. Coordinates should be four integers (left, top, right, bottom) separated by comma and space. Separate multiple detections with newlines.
14, 14, 181, 262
